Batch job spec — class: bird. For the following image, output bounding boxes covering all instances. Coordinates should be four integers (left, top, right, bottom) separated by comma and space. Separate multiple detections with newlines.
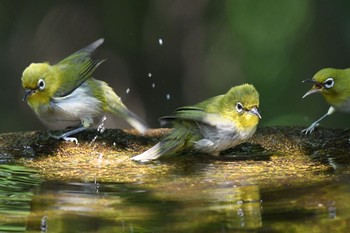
21, 38, 148, 143
302, 68, 350, 134
131, 84, 261, 162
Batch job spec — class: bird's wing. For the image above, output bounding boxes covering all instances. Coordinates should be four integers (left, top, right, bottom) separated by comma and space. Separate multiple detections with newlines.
160, 106, 228, 127
54, 38, 105, 97
160, 106, 202, 127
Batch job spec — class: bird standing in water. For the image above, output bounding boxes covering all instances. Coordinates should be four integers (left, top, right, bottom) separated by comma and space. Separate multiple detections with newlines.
302, 68, 350, 134
21, 38, 148, 143
131, 84, 261, 162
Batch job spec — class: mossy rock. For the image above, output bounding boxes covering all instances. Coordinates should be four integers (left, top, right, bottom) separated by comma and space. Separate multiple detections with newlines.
0, 126, 348, 184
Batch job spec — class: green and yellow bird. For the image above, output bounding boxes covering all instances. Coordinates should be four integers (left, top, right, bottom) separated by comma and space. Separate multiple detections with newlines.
131, 84, 261, 162
302, 68, 350, 134
21, 38, 148, 143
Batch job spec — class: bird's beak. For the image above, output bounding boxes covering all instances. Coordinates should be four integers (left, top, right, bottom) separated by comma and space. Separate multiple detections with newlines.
249, 107, 262, 119
302, 86, 322, 99
23, 89, 34, 101
302, 79, 323, 99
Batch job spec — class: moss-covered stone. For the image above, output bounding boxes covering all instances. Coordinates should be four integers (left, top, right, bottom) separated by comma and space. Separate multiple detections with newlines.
0, 126, 347, 184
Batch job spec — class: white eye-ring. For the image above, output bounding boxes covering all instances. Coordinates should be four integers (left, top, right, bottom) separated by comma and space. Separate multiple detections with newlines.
323, 78, 334, 89
37, 79, 46, 91
235, 102, 244, 113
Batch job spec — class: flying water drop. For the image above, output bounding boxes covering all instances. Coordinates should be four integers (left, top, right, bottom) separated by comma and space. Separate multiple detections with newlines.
152, 83, 156, 88
158, 38, 163, 45
97, 115, 107, 134
90, 135, 98, 146
126, 88, 130, 94
148, 73, 152, 78
89, 116, 107, 146
166, 94, 170, 100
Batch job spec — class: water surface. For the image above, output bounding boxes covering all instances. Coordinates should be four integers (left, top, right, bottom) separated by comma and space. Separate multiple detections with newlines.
1, 149, 349, 233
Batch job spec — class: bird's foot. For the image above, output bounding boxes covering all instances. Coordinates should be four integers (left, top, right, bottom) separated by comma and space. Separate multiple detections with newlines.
62, 137, 79, 144
49, 133, 79, 144
302, 122, 319, 135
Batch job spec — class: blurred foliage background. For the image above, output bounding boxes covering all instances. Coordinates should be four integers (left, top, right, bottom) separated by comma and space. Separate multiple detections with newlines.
1, 0, 350, 132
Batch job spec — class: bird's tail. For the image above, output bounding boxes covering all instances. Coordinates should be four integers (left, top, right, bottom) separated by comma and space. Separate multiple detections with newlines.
102, 81, 149, 134
131, 138, 183, 162
76, 38, 104, 54
109, 101, 148, 134
123, 108, 149, 134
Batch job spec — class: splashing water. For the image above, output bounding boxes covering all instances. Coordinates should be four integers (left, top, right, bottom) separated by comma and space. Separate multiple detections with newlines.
89, 116, 107, 146
97, 153, 103, 168
90, 135, 98, 146
94, 177, 100, 193
97, 116, 107, 134
41, 216, 48, 233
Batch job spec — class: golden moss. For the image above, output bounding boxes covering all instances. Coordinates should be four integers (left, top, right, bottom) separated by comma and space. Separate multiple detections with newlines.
0, 127, 347, 185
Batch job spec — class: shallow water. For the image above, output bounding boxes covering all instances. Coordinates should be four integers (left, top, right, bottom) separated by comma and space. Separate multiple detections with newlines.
1, 153, 350, 233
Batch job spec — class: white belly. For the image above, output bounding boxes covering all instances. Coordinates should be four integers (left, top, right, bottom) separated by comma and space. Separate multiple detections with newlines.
37, 83, 103, 128
193, 123, 257, 155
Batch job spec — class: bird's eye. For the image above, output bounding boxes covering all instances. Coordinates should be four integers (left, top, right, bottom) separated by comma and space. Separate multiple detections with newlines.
37, 79, 46, 91
323, 78, 334, 89
235, 102, 244, 113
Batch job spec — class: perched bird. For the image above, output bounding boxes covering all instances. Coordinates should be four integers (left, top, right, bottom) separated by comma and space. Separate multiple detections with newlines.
302, 68, 350, 134
21, 38, 148, 143
131, 84, 261, 162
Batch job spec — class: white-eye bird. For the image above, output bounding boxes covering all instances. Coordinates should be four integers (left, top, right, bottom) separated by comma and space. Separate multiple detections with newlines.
302, 68, 350, 134
21, 38, 148, 143
131, 84, 261, 162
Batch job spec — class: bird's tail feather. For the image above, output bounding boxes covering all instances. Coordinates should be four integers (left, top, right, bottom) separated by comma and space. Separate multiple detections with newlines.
124, 108, 149, 134
77, 38, 104, 54
104, 84, 149, 134
131, 139, 182, 162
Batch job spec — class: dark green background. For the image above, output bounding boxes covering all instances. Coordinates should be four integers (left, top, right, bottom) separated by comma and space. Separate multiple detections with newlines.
1, 0, 350, 132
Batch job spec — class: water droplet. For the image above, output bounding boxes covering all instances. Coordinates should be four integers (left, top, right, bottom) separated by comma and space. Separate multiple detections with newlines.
99, 127, 105, 134
41, 216, 48, 232
90, 116, 107, 145
237, 208, 244, 217
152, 83, 156, 88
166, 94, 170, 100
158, 38, 163, 45
148, 73, 152, 78
126, 88, 130, 94
90, 135, 98, 146
97, 115, 107, 134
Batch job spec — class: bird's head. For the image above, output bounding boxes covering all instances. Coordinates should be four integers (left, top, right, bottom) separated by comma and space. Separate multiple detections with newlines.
222, 84, 261, 129
21, 63, 57, 108
302, 68, 350, 106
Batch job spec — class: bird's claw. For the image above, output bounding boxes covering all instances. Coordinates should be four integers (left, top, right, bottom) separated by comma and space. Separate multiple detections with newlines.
302, 123, 319, 134
62, 137, 79, 144
49, 133, 79, 144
